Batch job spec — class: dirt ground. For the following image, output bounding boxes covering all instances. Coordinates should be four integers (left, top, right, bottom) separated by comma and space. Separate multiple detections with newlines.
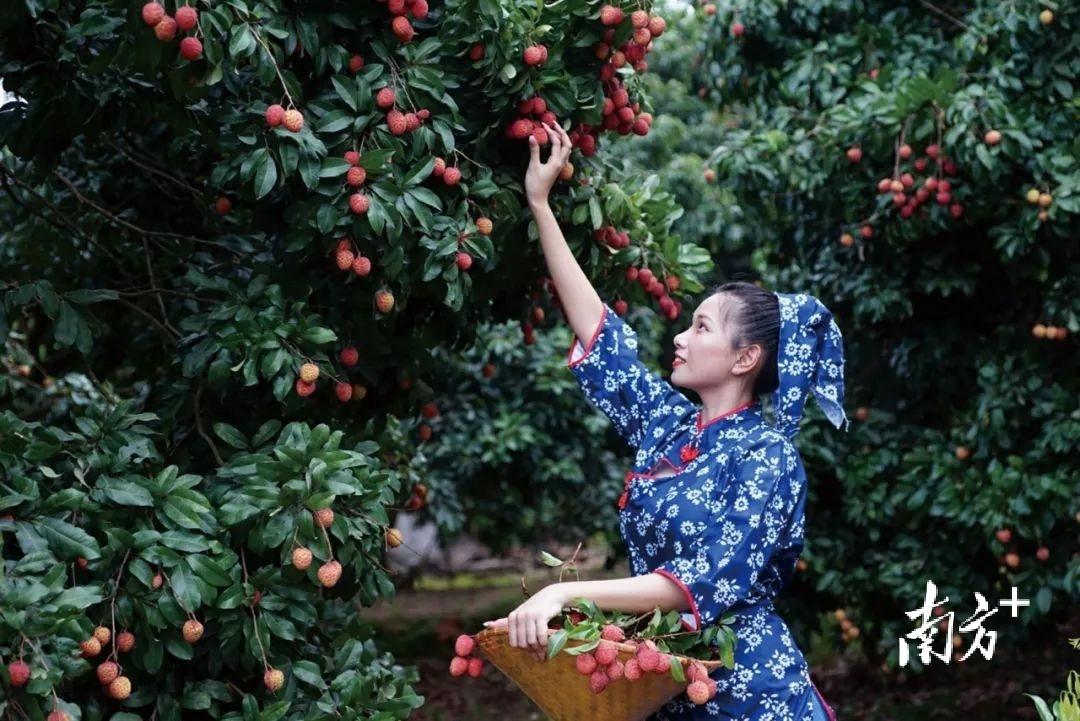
360, 568, 1077, 721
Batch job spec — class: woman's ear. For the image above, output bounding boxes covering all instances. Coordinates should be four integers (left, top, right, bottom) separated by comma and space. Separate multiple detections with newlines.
732, 343, 762, 377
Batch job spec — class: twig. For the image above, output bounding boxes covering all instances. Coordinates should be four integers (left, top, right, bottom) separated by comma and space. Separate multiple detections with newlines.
919, 0, 970, 30
194, 383, 225, 466
116, 297, 180, 341
248, 25, 295, 107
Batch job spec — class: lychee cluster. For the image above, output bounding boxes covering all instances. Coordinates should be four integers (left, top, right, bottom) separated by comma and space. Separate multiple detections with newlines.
1025, 187, 1054, 223
565, 6, 664, 156
335, 237, 373, 277
523, 43, 549, 67
625, 265, 682, 321
374, 85, 432, 137
505, 95, 559, 145
375, 0, 429, 43
405, 482, 429, 510
265, 103, 305, 133
993, 526, 1051, 569
842, 141, 968, 244
448, 634, 486, 678
1030, 323, 1069, 340
141, 2, 202, 61
72, 626, 140, 700
427, 156, 462, 187
834, 609, 860, 643
569, 630, 718, 705
593, 225, 631, 250
289, 507, 344, 587
340, 151, 372, 217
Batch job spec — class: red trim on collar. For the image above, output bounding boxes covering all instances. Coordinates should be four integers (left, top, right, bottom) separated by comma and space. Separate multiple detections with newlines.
652, 568, 702, 631
695, 399, 755, 432
566, 304, 609, 369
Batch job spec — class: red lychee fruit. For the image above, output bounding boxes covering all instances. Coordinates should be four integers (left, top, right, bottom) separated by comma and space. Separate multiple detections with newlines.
152, 573, 164, 589
984, 129, 1001, 146
282, 109, 304, 132
349, 193, 370, 215
334, 382, 353, 402
455, 251, 473, 271
317, 560, 342, 587
575, 652, 598, 675
179, 36, 202, 61
600, 5, 624, 25
375, 289, 395, 314
182, 619, 203, 643
1036, 546, 1049, 561
995, 528, 1011, 544
352, 255, 372, 276
346, 166, 367, 187
264, 668, 285, 692
391, 16, 415, 42
600, 624, 625, 642
433, 157, 446, 176
624, 658, 643, 680
154, 15, 177, 41
443, 166, 462, 185
386, 109, 407, 135
339, 347, 359, 367
467, 657, 484, 677
523, 45, 546, 66
336, 249, 356, 271
687, 680, 710, 705
455, 634, 475, 657
476, 217, 493, 235
265, 104, 285, 127
636, 646, 660, 672
93, 626, 111, 645
730, 21, 745, 36
291, 546, 313, 570
449, 656, 468, 676
348, 54, 364, 73
588, 669, 609, 694
214, 196, 232, 215
595, 640, 619, 666
7, 660, 30, 687
376, 88, 396, 109
175, 5, 197, 30
295, 379, 316, 397
108, 676, 132, 700
97, 661, 120, 684
344, 150, 361, 166
468, 42, 485, 61
142, 2, 165, 26
80, 637, 102, 658
846, 147, 862, 163
313, 507, 335, 529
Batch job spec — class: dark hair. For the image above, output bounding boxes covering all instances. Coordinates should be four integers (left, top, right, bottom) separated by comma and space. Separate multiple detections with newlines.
707, 281, 780, 397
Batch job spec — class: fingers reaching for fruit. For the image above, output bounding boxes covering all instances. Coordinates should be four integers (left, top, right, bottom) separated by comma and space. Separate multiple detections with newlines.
524, 122, 572, 207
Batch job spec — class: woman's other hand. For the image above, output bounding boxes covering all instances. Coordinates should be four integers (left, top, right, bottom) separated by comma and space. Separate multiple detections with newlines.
483, 583, 566, 662
525, 121, 572, 208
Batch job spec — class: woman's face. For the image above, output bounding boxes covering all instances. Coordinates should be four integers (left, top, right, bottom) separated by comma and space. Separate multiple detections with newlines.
671, 293, 758, 391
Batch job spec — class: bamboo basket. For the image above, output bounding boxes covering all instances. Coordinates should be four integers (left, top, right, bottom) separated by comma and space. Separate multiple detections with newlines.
474, 627, 725, 721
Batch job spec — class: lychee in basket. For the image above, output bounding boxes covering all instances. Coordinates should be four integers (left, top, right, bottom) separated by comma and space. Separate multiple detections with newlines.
474, 626, 725, 721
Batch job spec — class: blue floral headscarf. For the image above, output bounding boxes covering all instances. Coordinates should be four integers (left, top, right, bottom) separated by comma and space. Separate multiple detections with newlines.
772, 292, 850, 440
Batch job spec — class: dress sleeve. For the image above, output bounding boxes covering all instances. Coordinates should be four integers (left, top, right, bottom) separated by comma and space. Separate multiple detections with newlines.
651, 437, 803, 629
566, 302, 693, 450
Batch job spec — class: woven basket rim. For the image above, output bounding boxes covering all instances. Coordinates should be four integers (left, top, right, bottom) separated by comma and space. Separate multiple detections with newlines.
476, 626, 725, 669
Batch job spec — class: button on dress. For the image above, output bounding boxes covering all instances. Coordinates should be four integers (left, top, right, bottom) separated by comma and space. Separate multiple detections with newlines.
567, 302, 838, 721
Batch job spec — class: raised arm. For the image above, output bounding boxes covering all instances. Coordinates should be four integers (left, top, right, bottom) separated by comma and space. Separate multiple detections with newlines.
526, 121, 604, 345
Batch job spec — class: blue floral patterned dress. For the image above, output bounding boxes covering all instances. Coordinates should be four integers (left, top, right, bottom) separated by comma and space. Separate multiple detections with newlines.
567, 302, 838, 721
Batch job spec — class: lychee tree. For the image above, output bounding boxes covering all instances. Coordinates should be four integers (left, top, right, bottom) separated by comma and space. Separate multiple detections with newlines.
0, 0, 712, 716
613, 0, 1079, 668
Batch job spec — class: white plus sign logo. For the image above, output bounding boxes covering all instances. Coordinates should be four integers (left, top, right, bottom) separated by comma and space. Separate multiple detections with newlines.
998, 586, 1030, 618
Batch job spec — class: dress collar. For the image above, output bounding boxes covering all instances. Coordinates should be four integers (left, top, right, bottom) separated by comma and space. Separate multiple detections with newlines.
694, 398, 759, 433
676, 399, 763, 465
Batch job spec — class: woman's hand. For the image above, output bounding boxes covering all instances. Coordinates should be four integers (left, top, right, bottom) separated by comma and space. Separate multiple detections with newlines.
524, 121, 572, 208
483, 583, 567, 662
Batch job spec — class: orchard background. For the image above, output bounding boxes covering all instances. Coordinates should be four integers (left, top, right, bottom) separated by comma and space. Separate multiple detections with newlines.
1, 0, 1077, 719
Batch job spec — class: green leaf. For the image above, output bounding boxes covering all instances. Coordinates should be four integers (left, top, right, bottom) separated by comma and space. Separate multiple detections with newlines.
546, 628, 568, 658
38, 517, 101, 560
317, 110, 354, 134
213, 422, 248, 450
299, 327, 337, 344
65, 289, 119, 304
254, 151, 279, 199
186, 554, 233, 587
98, 479, 155, 507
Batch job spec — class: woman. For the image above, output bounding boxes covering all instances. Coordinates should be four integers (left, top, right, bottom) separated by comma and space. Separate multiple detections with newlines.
485, 122, 843, 720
